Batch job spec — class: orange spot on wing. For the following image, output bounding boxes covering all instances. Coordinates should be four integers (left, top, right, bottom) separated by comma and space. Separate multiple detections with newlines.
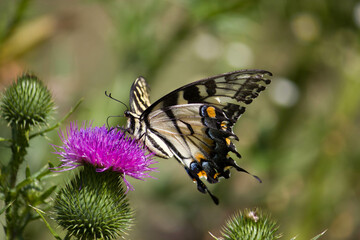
224, 166, 232, 171
197, 170, 207, 178
221, 121, 227, 130
206, 107, 216, 118
225, 138, 231, 146
195, 152, 205, 162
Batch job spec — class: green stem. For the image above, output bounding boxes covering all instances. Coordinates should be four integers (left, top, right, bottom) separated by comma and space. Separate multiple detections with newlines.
1, 97, 82, 239
29, 98, 83, 139
4, 123, 30, 240
33, 206, 62, 240
9, 124, 29, 188
0, 137, 12, 142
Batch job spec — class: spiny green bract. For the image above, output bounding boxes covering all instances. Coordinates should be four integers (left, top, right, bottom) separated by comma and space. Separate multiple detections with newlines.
0, 73, 54, 128
53, 164, 134, 240
213, 208, 282, 240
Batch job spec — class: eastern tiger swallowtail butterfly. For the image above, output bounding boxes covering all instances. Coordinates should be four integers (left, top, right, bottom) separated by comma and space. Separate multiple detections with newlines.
122, 69, 272, 204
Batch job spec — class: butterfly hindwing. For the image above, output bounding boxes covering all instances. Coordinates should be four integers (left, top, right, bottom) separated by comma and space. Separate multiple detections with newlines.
145, 104, 258, 201
125, 69, 272, 204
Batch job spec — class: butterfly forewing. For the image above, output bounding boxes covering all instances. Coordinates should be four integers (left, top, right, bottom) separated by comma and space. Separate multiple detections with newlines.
125, 69, 272, 204
129, 76, 151, 115
142, 70, 271, 122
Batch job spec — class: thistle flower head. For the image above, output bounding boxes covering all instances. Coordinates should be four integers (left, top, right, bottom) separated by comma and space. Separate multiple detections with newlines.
53, 122, 157, 191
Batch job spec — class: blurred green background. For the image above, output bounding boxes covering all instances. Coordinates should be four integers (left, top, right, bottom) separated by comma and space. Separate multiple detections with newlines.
1, 0, 360, 239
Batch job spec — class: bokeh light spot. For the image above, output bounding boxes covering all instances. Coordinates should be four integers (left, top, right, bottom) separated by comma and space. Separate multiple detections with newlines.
269, 78, 299, 107
225, 42, 253, 68
193, 33, 222, 61
291, 13, 320, 42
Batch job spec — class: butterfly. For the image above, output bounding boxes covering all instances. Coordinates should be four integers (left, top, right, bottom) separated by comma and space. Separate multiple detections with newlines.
122, 69, 272, 204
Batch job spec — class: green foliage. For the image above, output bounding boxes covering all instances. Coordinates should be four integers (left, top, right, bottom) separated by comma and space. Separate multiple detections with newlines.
0, 74, 56, 239
290, 230, 327, 240
0, 73, 81, 239
1, 162, 57, 239
54, 164, 134, 240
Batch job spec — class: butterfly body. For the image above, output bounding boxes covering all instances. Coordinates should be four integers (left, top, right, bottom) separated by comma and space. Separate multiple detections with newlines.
124, 70, 272, 204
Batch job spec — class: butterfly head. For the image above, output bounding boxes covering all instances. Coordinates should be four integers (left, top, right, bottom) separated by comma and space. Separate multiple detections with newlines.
124, 110, 131, 118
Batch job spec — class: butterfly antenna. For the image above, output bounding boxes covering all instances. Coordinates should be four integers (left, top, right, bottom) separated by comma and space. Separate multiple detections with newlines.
106, 114, 129, 130
105, 91, 130, 131
106, 115, 116, 129
105, 91, 129, 111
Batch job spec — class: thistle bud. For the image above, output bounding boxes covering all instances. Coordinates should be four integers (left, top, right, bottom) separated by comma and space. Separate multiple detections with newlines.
53, 164, 134, 239
211, 208, 282, 240
0, 73, 54, 129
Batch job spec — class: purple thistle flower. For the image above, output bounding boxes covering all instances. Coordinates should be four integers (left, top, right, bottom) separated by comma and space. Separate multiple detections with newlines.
53, 122, 157, 191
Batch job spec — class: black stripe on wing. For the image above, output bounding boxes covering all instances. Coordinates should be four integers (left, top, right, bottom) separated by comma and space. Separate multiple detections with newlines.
129, 76, 151, 115
132, 70, 272, 204
145, 103, 261, 204
141, 69, 272, 123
